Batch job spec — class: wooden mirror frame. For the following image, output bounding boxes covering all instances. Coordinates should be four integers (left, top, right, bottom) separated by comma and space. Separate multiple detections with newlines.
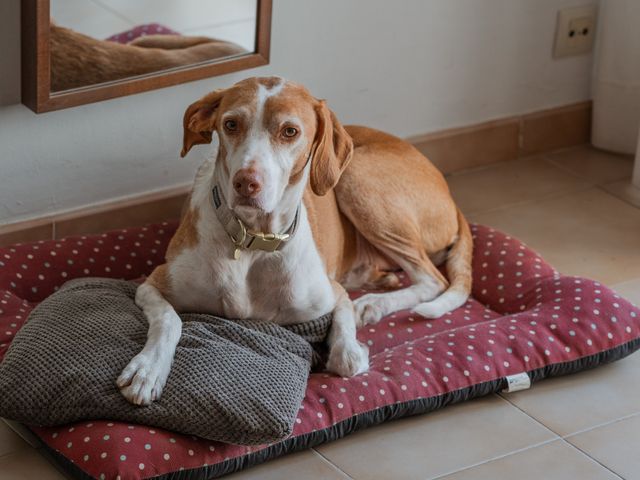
21, 0, 272, 113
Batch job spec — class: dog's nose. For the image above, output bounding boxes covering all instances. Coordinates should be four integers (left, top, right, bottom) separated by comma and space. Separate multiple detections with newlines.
233, 169, 262, 198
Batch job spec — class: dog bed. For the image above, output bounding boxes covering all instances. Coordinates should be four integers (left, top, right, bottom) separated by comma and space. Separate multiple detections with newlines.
106, 24, 179, 44
1, 222, 638, 480
0, 278, 331, 445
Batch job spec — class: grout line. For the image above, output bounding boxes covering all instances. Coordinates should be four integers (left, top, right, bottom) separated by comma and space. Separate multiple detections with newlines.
0, 443, 35, 462
563, 410, 640, 439
0, 450, 21, 461
496, 394, 628, 480
594, 184, 640, 211
0, 451, 19, 462
452, 145, 637, 220
543, 155, 633, 189
428, 438, 560, 480
445, 144, 586, 178
494, 393, 562, 437
541, 157, 599, 184
556, 437, 625, 480
462, 184, 595, 219
311, 448, 356, 479
0, 442, 32, 461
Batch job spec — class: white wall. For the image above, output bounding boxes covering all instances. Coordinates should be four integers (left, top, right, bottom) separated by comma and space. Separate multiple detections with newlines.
0, 0, 597, 225
591, 0, 640, 155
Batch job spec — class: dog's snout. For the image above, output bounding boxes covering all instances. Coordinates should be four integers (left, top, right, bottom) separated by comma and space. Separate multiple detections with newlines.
233, 169, 262, 198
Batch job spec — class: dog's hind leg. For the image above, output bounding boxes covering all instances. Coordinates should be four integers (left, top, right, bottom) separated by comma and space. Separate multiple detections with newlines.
333, 132, 466, 325
334, 175, 453, 325
352, 234, 449, 326
117, 267, 182, 405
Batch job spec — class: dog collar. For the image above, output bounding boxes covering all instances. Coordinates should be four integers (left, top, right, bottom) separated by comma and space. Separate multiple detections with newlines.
211, 185, 300, 259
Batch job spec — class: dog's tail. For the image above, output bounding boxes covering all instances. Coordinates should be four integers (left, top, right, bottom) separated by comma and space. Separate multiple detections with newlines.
413, 208, 473, 318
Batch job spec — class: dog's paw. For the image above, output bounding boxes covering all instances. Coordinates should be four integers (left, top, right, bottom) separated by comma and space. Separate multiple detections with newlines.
326, 340, 369, 377
116, 353, 170, 406
354, 294, 387, 326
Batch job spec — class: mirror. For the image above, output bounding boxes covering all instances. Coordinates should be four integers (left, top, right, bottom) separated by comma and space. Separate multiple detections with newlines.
22, 0, 272, 112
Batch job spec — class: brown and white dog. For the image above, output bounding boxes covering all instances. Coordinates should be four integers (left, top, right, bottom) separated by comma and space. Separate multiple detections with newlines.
117, 76, 473, 406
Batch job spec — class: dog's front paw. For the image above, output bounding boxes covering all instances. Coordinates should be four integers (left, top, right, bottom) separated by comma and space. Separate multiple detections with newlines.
354, 293, 387, 326
116, 353, 171, 406
326, 340, 369, 377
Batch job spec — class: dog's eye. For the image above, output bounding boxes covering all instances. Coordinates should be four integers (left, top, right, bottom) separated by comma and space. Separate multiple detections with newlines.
224, 119, 238, 132
282, 127, 298, 138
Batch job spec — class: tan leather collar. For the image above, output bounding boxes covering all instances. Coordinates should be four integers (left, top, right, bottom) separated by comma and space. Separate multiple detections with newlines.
211, 185, 300, 259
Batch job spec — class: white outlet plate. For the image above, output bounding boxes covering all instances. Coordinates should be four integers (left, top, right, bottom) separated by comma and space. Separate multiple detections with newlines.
554, 5, 597, 58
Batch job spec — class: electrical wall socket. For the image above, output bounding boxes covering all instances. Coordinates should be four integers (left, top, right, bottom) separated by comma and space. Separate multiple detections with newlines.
553, 5, 597, 58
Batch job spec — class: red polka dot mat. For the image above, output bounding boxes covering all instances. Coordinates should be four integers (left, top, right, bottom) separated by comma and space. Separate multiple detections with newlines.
1, 222, 638, 479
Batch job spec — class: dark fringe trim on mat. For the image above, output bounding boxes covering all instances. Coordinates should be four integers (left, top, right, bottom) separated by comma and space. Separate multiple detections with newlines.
28, 336, 640, 480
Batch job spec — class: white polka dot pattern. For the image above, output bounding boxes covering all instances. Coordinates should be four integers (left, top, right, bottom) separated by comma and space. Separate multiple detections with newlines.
0, 222, 638, 480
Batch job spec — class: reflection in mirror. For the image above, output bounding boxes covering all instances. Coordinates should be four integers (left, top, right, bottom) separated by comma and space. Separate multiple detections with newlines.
50, 0, 257, 92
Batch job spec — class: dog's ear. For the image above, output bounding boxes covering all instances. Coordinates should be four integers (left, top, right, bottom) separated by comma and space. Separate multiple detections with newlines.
309, 100, 354, 196
181, 89, 227, 157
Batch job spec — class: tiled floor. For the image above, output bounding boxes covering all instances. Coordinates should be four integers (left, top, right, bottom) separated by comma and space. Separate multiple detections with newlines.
1, 145, 639, 479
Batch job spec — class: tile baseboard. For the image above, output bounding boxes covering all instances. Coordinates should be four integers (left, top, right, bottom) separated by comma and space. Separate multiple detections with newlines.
409, 101, 591, 174
410, 117, 521, 174
0, 101, 592, 246
0, 186, 190, 247
518, 102, 592, 157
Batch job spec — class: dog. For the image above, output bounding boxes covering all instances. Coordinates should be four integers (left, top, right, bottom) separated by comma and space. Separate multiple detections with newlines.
51, 24, 245, 92
117, 76, 473, 406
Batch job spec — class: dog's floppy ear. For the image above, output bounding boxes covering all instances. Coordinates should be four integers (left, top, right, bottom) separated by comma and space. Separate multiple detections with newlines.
309, 100, 354, 196
181, 89, 227, 157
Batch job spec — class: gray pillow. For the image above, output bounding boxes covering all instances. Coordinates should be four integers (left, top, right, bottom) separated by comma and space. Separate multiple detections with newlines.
0, 278, 331, 445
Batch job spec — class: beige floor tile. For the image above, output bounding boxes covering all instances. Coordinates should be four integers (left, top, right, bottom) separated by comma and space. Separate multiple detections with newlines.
225, 450, 350, 480
567, 414, 640, 480
469, 188, 640, 284
0, 421, 28, 458
447, 156, 590, 215
440, 440, 618, 480
500, 351, 640, 436
611, 278, 640, 306
602, 179, 640, 209
545, 146, 634, 185
0, 447, 67, 479
315, 395, 555, 480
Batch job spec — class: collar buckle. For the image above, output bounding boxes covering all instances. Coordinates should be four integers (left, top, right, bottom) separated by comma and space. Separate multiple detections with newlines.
246, 232, 289, 252
225, 216, 247, 247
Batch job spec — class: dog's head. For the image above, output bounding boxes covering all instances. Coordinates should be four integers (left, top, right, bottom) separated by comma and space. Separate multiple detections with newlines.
181, 76, 353, 216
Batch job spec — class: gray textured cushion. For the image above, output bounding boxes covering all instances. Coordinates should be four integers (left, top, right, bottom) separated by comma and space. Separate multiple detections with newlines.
0, 278, 331, 445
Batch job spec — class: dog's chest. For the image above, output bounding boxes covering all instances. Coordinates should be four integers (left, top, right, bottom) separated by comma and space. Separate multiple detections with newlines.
170, 242, 333, 324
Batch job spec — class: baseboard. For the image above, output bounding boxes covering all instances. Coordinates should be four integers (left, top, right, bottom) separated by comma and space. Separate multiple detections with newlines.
0, 101, 592, 246
0, 185, 191, 247
409, 101, 592, 174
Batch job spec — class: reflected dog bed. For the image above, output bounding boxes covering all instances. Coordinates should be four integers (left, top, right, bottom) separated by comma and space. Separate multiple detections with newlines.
0, 221, 638, 480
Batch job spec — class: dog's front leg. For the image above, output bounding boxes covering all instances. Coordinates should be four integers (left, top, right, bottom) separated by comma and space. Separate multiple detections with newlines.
117, 281, 182, 405
325, 281, 369, 377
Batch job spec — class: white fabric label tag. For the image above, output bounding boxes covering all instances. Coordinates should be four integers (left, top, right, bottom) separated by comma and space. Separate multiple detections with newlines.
503, 373, 531, 393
